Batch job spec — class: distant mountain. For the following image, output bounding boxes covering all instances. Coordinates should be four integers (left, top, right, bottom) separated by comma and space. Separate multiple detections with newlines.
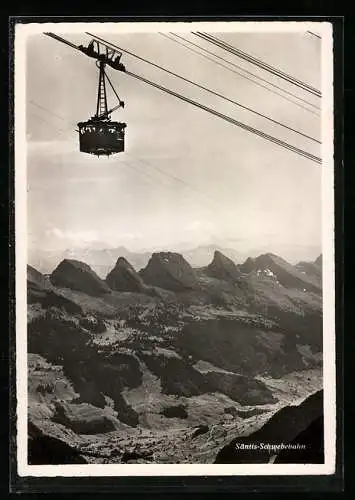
182, 245, 244, 268
50, 259, 111, 297
140, 252, 200, 292
28, 249, 64, 276
62, 246, 152, 277
240, 253, 321, 293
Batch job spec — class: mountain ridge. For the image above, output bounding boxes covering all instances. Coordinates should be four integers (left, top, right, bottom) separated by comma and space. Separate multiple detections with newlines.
29, 245, 321, 278
29, 248, 322, 309
239, 253, 321, 293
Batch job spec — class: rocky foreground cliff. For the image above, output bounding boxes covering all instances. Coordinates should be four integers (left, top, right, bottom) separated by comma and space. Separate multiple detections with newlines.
27, 250, 323, 464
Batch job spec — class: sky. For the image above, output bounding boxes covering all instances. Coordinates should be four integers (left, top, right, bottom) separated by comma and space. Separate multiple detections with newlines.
25, 28, 323, 263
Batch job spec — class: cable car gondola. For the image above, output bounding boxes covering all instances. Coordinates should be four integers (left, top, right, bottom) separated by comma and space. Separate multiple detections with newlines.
77, 117, 126, 156
77, 40, 127, 157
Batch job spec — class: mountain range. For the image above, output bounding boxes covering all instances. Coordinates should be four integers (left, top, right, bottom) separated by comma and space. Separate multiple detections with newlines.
27, 249, 323, 464
28, 244, 319, 279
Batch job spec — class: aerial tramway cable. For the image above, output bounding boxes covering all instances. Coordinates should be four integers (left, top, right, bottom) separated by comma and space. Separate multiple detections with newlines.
28, 111, 70, 137
87, 32, 320, 144
43, 32, 321, 164
307, 31, 322, 40
123, 70, 321, 164
161, 32, 320, 114
193, 32, 322, 98
44, 32, 83, 52
29, 100, 78, 129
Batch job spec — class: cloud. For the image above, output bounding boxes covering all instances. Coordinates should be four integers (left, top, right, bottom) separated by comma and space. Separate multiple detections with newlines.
105, 231, 144, 246
44, 225, 145, 249
185, 220, 214, 233
45, 226, 98, 244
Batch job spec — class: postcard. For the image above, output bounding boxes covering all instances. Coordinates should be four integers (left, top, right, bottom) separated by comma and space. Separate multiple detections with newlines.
14, 20, 336, 477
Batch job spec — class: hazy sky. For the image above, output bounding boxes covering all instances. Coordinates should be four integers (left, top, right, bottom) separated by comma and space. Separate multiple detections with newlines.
26, 29, 322, 262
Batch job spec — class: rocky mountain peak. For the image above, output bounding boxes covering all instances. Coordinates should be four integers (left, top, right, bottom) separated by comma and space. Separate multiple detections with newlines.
139, 252, 200, 292
205, 250, 241, 282
113, 256, 136, 272
106, 256, 146, 293
50, 259, 111, 297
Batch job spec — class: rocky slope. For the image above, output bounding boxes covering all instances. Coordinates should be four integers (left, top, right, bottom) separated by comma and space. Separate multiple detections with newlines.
240, 253, 321, 293
214, 389, 323, 463
28, 420, 88, 465
296, 254, 322, 285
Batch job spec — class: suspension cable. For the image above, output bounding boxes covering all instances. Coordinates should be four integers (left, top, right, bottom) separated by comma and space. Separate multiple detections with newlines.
307, 31, 322, 40
29, 100, 78, 127
124, 70, 321, 164
44, 32, 83, 52
193, 32, 322, 98
162, 32, 320, 114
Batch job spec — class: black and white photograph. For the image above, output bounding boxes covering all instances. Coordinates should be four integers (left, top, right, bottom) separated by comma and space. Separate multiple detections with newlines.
15, 21, 336, 476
